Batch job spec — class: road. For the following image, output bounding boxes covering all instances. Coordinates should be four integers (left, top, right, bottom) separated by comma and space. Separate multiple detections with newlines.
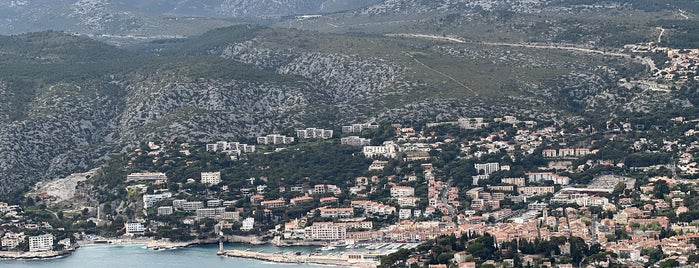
657, 27, 665, 44
387, 33, 658, 72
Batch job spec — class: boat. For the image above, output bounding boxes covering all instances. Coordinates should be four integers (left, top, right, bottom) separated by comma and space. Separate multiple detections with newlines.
319, 246, 337, 251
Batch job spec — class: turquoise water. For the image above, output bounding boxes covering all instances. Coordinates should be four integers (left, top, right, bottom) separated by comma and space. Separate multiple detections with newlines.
1, 243, 330, 268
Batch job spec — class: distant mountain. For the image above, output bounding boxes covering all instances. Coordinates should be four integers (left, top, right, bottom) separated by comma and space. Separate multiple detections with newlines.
0, 0, 382, 36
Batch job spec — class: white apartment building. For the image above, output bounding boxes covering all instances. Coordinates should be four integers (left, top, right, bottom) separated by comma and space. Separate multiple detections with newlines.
296, 128, 334, 139
501, 177, 526, 187
173, 200, 205, 211
474, 163, 500, 176
257, 134, 294, 145
390, 186, 415, 197
307, 222, 347, 241
363, 142, 399, 158
526, 172, 569, 185
241, 217, 255, 231
29, 234, 53, 252
196, 208, 227, 220
126, 172, 168, 182
201, 172, 221, 185
143, 192, 172, 209
396, 196, 420, 207
518, 186, 555, 196
399, 209, 412, 220
125, 222, 146, 235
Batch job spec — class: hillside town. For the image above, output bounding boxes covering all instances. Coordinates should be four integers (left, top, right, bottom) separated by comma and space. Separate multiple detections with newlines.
3, 114, 699, 267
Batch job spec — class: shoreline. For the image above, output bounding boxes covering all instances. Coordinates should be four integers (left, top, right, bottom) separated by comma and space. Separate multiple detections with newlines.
3, 234, 269, 260
0, 249, 75, 260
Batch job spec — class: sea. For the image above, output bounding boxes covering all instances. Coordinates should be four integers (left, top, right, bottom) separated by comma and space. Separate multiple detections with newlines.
0, 243, 332, 268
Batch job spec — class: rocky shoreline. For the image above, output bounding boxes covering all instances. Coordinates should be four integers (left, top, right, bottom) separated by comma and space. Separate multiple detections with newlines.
0, 248, 75, 260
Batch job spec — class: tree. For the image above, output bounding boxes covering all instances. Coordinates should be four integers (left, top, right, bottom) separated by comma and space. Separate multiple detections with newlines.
653, 180, 670, 199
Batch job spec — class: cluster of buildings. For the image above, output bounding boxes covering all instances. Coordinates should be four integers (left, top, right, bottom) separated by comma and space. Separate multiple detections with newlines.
206, 141, 256, 157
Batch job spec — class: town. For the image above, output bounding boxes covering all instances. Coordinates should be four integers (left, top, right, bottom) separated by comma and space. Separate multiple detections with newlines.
2, 114, 699, 268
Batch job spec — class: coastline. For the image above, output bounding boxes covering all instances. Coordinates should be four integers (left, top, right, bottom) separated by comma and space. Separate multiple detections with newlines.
3, 234, 269, 260
0, 249, 74, 260
78, 234, 267, 250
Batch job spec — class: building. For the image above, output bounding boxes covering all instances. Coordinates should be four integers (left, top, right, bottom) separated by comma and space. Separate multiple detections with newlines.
319, 207, 355, 218
206, 141, 255, 155
542, 149, 558, 158
157, 206, 173, 216
290, 195, 314, 206
125, 222, 146, 235
488, 185, 514, 192
397, 196, 420, 207
241, 217, 255, 231
296, 128, 333, 139
458, 118, 488, 129
501, 177, 526, 187
143, 192, 172, 209
173, 200, 205, 211
313, 184, 341, 195
220, 211, 240, 221
390, 186, 415, 197
526, 172, 569, 185
260, 199, 286, 209
126, 172, 168, 182
320, 196, 339, 205
368, 160, 388, 171
201, 172, 221, 185
342, 123, 378, 133
399, 209, 412, 219
341, 136, 371, 146
28, 234, 54, 252
257, 134, 294, 145
307, 222, 347, 241
196, 208, 227, 220
474, 163, 500, 176
363, 142, 399, 158
207, 199, 223, 207
351, 200, 396, 216
2, 232, 24, 250
518, 186, 555, 196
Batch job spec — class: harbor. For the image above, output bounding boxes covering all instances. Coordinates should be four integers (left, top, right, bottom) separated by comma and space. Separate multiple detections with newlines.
218, 242, 421, 268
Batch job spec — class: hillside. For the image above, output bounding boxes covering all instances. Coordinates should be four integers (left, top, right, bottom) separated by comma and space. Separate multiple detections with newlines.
1, 0, 699, 193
